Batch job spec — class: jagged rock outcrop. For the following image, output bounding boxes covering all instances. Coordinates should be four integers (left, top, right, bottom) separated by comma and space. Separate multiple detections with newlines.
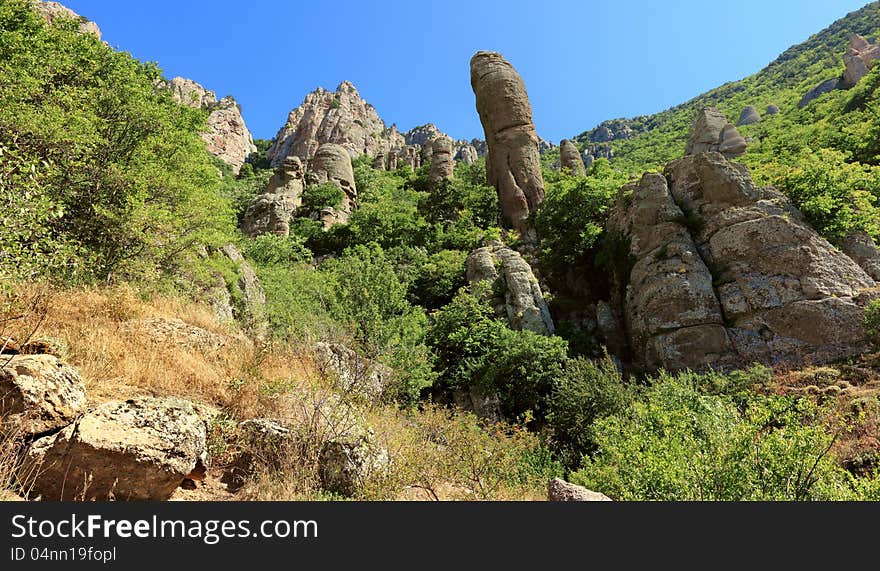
34, 1, 101, 38
560, 139, 586, 176
161, 77, 256, 174
466, 241, 555, 335
0, 355, 86, 436
843, 34, 880, 89
766, 104, 780, 115
470, 51, 545, 239
537, 137, 556, 155
22, 398, 210, 501
312, 342, 393, 403
308, 143, 357, 228
585, 118, 645, 143
608, 152, 875, 372
547, 478, 612, 502
266, 81, 406, 165
583, 143, 613, 168
841, 230, 880, 281
454, 143, 479, 164
404, 124, 444, 147
241, 156, 306, 237
737, 106, 761, 126
684, 107, 747, 159
429, 137, 455, 182
471, 139, 488, 157
798, 78, 841, 108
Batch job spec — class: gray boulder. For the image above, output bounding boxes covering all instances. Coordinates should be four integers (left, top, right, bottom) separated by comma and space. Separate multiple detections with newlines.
685, 107, 747, 159
0, 355, 86, 436
547, 478, 612, 502
737, 106, 761, 126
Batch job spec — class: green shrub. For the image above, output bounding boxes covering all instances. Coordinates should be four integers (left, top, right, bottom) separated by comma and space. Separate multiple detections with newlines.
866, 300, 880, 342
408, 249, 468, 310
547, 355, 630, 467
242, 234, 312, 267
301, 182, 344, 212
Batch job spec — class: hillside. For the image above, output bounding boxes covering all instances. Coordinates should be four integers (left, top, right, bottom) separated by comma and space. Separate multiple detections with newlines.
1, 0, 880, 503
575, 2, 880, 174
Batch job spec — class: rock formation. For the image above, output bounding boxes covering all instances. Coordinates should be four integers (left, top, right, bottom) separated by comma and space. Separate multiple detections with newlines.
684, 107, 747, 159
34, 1, 101, 38
766, 104, 780, 115
799, 78, 841, 108
841, 230, 880, 282
843, 34, 880, 89
0, 355, 86, 436
560, 139, 586, 176
162, 77, 256, 174
404, 123, 444, 147
470, 51, 545, 238
466, 241, 555, 335
313, 342, 393, 404
23, 397, 210, 501
220, 244, 266, 326
547, 478, 612, 502
608, 152, 875, 372
583, 143, 613, 168
308, 143, 357, 228
266, 81, 407, 165
429, 137, 455, 183
241, 156, 306, 237
737, 106, 762, 126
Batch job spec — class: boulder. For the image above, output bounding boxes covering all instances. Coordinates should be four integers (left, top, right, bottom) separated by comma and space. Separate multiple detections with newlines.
560, 139, 586, 176
0, 355, 86, 436
312, 342, 393, 403
843, 34, 880, 88
22, 398, 209, 501
685, 107, 747, 159
34, 1, 101, 38
429, 137, 456, 183
547, 478, 612, 502
737, 106, 762, 126
841, 230, 880, 281
470, 51, 546, 239
241, 156, 306, 237
266, 81, 407, 165
765, 104, 780, 115
798, 78, 841, 108
608, 152, 875, 372
308, 143, 357, 228
466, 241, 555, 335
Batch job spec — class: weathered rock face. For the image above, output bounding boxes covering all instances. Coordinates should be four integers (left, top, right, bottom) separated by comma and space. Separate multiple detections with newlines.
608, 152, 875, 372
34, 1, 101, 38
843, 34, 880, 88
798, 78, 841, 108
684, 107, 747, 159
312, 342, 393, 403
404, 123, 444, 147
466, 241, 555, 335
547, 478, 612, 502
220, 244, 266, 326
308, 143, 357, 228
266, 81, 406, 165
22, 398, 209, 501
841, 230, 880, 282
161, 77, 256, 175
585, 118, 645, 143
738, 106, 762, 126
429, 137, 456, 183
560, 139, 586, 176
242, 156, 306, 237
470, 51, 545, 239
537, 137, 556, 155
583, 143, 613, 168
766, 104, 780, 115
0, 355, 86, 436
454, 143, 479, 164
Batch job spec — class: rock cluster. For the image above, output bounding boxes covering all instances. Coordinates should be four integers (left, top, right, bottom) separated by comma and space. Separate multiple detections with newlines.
560, 139, 586, 176
162, 77, 256, 174
241, 156, 305, 237
840, 230, 880, 282
312, 342, 393, 403
307, 143, 358, 228
466, 241, 555, 335
583, 143, 613, 167
585, 118, 645, 143
684, 107, 747, 159
608, 150, 875, 372
470, 51, 546, 239
34, 1, 101, 38
843, 34, 880, 89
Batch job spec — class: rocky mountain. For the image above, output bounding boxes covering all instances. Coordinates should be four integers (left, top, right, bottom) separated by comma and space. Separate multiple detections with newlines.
162, 76, 257, 174
33, 0, 100, 38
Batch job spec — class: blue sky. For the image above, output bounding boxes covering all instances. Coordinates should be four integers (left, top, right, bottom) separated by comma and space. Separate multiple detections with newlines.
62, 0, 871, 142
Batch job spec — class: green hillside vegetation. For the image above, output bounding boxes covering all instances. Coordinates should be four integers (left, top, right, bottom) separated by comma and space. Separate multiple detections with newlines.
2, 0, 880, 500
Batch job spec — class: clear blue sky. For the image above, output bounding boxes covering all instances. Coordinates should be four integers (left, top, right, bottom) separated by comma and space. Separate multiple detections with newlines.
62, 0, 871, 143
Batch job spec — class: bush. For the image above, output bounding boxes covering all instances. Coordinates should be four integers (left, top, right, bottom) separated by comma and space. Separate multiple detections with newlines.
408, 249, 468, 310
571, 370, 856, 500
547, 355, 630, 467
242, 234, 312, 267
866, 300, 880, 343
301, 182, 344, 212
